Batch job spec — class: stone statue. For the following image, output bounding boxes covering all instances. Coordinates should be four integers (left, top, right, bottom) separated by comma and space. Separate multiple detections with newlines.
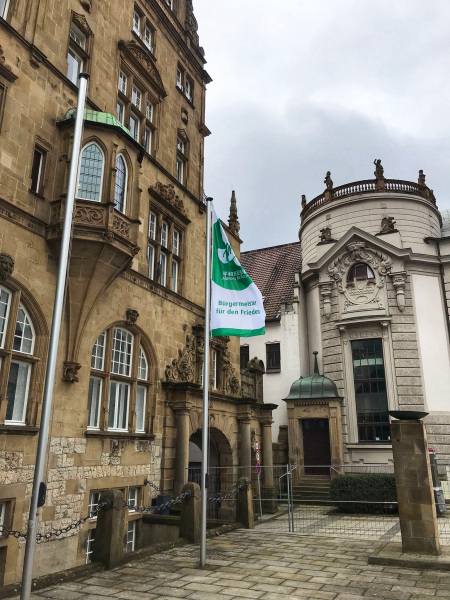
301, 194, 307, 209
418, 170, 426, 186
324, 171, 333, 190
374, 159, 384, 179
320, 227, 332, 242
381, 216, 396, 233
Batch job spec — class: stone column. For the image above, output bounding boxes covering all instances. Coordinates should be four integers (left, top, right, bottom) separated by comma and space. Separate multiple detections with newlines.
179, 482, 200, 542
174, 409, 190, 496
240, 417, 252, 481
92, 489, 125, 569
391, 419, 440, 555
261, 419, 274, 488
261, 418, 277, 513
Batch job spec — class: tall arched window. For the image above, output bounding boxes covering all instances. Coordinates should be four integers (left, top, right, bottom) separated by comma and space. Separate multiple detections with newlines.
77, 142, 104, 202
114, 154, 127, 213
87, 326, 150, 432
0, 286, 36, 425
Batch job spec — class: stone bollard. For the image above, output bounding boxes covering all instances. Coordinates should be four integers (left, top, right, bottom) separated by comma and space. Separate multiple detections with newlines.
179, 482, 200, 542
236, 477, 254, 529
92, 489, 126, 568
391, 419, 440, 555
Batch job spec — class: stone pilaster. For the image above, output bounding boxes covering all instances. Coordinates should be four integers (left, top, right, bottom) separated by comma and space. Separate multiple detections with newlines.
239, 417, 252, 481
174, 409, 190, 496
391, 419, 440, 555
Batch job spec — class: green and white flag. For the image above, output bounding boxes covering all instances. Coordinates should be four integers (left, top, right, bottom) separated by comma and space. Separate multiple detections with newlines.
211, 210, 265, 338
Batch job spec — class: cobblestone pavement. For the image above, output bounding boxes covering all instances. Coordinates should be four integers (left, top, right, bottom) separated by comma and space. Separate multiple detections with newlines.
15, 527, 450, 600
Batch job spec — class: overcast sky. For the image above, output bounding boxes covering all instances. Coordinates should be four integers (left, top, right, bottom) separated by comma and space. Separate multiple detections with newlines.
193, 0, 450, 251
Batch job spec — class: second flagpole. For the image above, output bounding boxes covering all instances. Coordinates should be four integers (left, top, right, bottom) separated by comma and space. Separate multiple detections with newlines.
200, 197, 213, 567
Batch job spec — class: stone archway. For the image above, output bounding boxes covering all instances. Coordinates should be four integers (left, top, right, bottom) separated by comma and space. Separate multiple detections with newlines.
188, 427, 234, 519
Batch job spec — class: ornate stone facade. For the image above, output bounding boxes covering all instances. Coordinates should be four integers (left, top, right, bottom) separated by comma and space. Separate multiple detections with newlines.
0, 0, 272, 587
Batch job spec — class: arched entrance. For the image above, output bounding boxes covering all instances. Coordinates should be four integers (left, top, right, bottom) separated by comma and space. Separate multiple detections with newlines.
188, 427, 233, 519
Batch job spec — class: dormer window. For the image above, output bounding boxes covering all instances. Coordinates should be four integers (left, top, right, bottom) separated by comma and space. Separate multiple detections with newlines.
347, 263, 375, 285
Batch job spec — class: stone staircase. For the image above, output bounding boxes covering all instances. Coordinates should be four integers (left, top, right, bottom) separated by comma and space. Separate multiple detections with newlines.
292, 476, 331, 502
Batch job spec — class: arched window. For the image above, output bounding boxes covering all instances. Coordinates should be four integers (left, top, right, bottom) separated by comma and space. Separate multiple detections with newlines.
347, 263, 375, 285
114, 154, 127, 213
87, 326, 150, 432
77, 142, 104, 202
0, 286, 36, 425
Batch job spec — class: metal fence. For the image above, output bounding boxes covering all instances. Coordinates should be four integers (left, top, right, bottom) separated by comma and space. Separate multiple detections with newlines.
186, 463, 450, 546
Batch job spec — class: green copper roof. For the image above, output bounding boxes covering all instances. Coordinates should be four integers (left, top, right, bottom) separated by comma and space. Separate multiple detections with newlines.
284, 352, 340, 401
63, 109, 133, 139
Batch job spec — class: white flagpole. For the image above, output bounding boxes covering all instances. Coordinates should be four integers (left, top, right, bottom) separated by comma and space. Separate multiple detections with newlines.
20, 73, 89, 600
200, 197, 213, 567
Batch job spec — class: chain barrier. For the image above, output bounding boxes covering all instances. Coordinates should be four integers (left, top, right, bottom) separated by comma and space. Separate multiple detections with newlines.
124, 488, 192, 513
0, 481, 245, 542
0, 500, 110, 543
207, 482, 245, 504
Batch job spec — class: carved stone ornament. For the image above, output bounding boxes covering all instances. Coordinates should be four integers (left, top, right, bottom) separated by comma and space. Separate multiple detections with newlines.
181, 107, 188, 124
0, 253, 14, 281
327, 241, 392, 314
391, 272, 406, 312
166, 331, 204, 384
320, 282, 333, 319
185, 0, 199, 46
126, 308, 139, 326
221, 350, 241, 396
418, 170, 426, 186
119, 42, 166, 95
72, 12, 93, 36
79, 0, 91, 12
63, 361, 82, 383
151, 182, 186, 215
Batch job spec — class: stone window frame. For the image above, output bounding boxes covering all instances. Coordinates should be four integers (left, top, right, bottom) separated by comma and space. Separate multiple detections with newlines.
66, 13, 94, 87
176, 64, 194, 106
0, 283, 46, 429
147, 203, 185, 294
132, 3, 156, 55
117, 65, 157, 156
176, 129, 189, 187
339, 320, 397, 446
266, 342, 281, 373
86, 325, 153, 434
240, 345, 249, 371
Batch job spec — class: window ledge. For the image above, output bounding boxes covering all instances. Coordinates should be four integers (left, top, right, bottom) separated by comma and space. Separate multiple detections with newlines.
346, 443, 392, 449
85, 430, 155, 440
0, 425, 39, 435
266, 368, 281, 374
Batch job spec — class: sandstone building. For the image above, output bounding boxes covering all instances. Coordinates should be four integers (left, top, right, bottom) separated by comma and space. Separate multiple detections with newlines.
242, 163, 450, 480
0, 0, 272, 584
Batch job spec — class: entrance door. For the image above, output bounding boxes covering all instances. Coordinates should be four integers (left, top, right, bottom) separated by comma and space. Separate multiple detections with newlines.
302, 418, 331, 475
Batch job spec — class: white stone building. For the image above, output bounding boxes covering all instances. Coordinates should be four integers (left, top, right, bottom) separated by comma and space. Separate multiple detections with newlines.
243, 162, 450, 469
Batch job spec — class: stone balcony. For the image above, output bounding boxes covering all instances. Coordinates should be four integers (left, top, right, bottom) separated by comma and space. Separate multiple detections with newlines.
301, 178, 437, 224
46, 198, 140, 371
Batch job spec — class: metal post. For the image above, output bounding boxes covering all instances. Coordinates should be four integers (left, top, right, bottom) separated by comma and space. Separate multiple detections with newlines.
20, 73, 89, 600
200, 197, 213, 567
290, 467, 295, 532
286, 464, 292, 532
257, 472, 263, 522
